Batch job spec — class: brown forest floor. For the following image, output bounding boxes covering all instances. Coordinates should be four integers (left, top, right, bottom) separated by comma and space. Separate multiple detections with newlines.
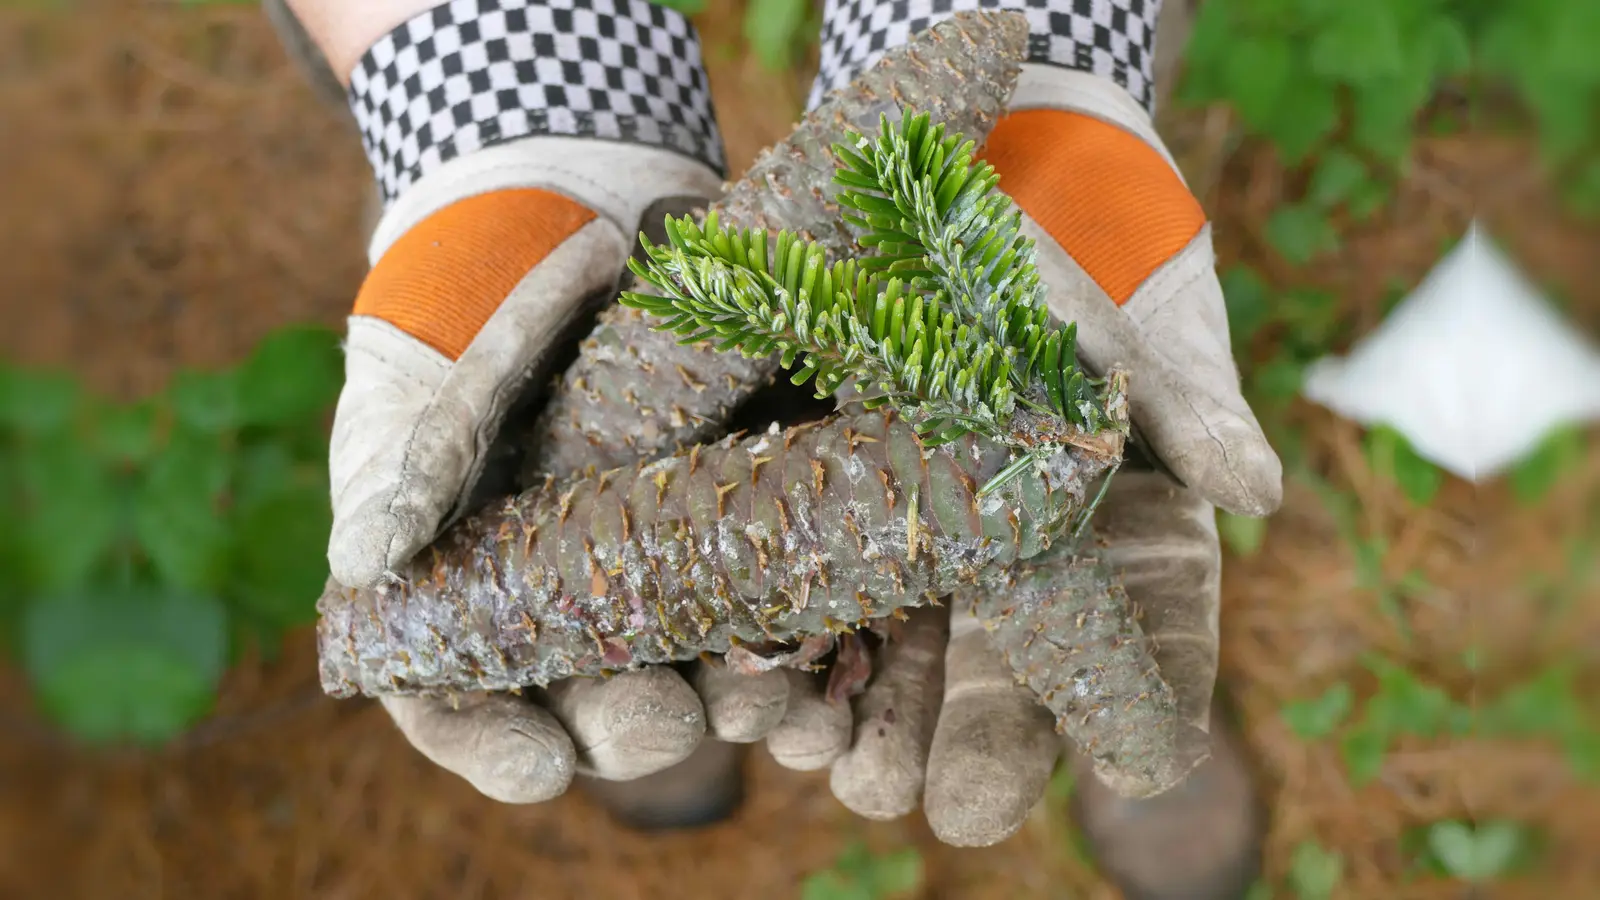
1, 3, 1596, 899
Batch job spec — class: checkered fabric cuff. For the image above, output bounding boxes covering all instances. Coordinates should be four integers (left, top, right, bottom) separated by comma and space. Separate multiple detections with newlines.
349, 0, 725, 204
809, 0, 1159, 113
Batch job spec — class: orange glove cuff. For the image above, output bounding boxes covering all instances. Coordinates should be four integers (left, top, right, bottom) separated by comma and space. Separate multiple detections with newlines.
353, 188, 596, 360
979, 109, 1207, 306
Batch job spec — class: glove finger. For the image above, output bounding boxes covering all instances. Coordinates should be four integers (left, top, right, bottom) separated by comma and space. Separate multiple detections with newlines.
1093, 469, 1222, 735
1030, 232, 1280, 517
828, 606, 948, 821
379, 693, 576, 804
690, 659, 791, 743
1117, 237, 1282, 518
924, 607, 1059, 847
981, 89, 1281, 516
765, 668, 852, 771
537, 667, 705, 781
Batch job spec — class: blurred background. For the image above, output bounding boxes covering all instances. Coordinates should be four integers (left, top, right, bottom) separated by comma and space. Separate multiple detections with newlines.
0, 0, 1596, 897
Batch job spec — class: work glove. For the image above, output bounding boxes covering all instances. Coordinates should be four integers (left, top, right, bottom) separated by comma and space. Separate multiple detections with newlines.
746, 0, 1286, 849
318, 0, 805, 803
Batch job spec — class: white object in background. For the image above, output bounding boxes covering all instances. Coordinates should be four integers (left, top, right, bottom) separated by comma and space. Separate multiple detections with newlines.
1301, 220, 1600, 481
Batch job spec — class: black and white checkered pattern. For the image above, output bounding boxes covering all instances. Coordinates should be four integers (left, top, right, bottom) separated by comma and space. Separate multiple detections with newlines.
809, 0, 1159, 113
350, 0, 724, 204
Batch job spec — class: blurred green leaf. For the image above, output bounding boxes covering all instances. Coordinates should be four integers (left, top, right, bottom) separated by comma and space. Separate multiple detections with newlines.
1283, 682, 1353, 740
1218, 511, 1269, 557
230, 480, 332, 629
232, 440, 298, 511
1308, 1, 1403, 87
1339, 724, 1387, 784
1563, 727, 1600, 781
1047, 758, 1076, 799
91, 397, 161, 466
23, 586, 227, 746
1250, 356, 1307, 403
1223, 36, 1292, 127
1288, 840, 1343, 900
134, 430, 232, 592
1476, 665, 1600, 777
169, 367, 241, 434
1307, 148, 1371, 209
1564, 156, 1600, 217
14, 435, 124, 592
234, 325, 342, 429
1365, 425, 1443, 506
0, 365, 80, 436
1346, 177, 1390, 221
1427, 820, 1528, 883
1509, 425, 1586, 504
648, 0, 707, 12
801, 843, 922, 900
1265, 204, 1339, 265
1423, 16, 1472, 77
801, 872, 872, 900
862, 848, 922, 895
1350, 80, 1424, 164
744, 0, 811, 71
1265, 75, 1340, 164
1365, 658, 1458, 737
1174, 0, 1231, 103
1221, 265, 1273, 344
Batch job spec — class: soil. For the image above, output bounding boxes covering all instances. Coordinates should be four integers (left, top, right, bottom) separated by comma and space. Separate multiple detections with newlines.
1, 3, 1594, 899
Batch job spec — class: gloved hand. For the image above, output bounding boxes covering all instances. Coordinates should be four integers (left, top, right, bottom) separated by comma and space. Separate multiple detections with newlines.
341, 145, 806, 802
307, 0, 809, 804
746, 59, 1285, 846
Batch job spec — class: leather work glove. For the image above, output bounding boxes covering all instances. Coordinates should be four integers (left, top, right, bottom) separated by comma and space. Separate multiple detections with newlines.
733, 0, 1288, 850
296, 0, 802, 803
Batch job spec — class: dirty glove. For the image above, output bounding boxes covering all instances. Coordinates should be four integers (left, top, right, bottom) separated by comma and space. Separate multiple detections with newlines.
750, 0, 1285, 846
314, 0, 791, 802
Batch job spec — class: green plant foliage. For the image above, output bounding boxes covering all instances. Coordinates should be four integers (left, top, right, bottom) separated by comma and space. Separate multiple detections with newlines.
1476, 664, 1600, 781
1219, 266, 1350, 425
23, 587, 228, 746
1179, 0, 1472, 251
1282, 682, 1353, 740
1217, 510, 1269, 557
0, 323, 344, 747
625, 111, 1117, 493
1334, 658, 1470, 785
1477, 0, 1600, 212
650, 0, 708, 14
1265, 203, 1342, 265
1286, 657, 1600, 788
800, 843, 923, 900
1364, 424, 1444, 506
1508, 424, 1588, 504
1183, 0, 1472, 162
1424, 820, 1538, 883
1287, 840, 1343, 900
744, 0, 815, 72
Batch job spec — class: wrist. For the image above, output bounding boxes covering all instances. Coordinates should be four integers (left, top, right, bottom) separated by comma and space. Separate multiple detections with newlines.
285, 0, 440, 84
365, 137, 722, 267
347, 0, 726, 208
810, 0, 1161, 113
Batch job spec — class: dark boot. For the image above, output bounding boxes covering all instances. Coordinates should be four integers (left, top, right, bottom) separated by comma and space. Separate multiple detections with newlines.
1070, 703, 1264, 900
577, 740, 748, 832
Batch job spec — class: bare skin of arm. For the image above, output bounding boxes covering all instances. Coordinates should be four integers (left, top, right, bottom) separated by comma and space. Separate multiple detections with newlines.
284, 0, 439, 83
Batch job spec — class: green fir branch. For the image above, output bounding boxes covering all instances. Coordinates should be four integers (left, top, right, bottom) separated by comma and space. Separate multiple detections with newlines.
623, 216, 1015, 447
622, 110, 1113, 458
